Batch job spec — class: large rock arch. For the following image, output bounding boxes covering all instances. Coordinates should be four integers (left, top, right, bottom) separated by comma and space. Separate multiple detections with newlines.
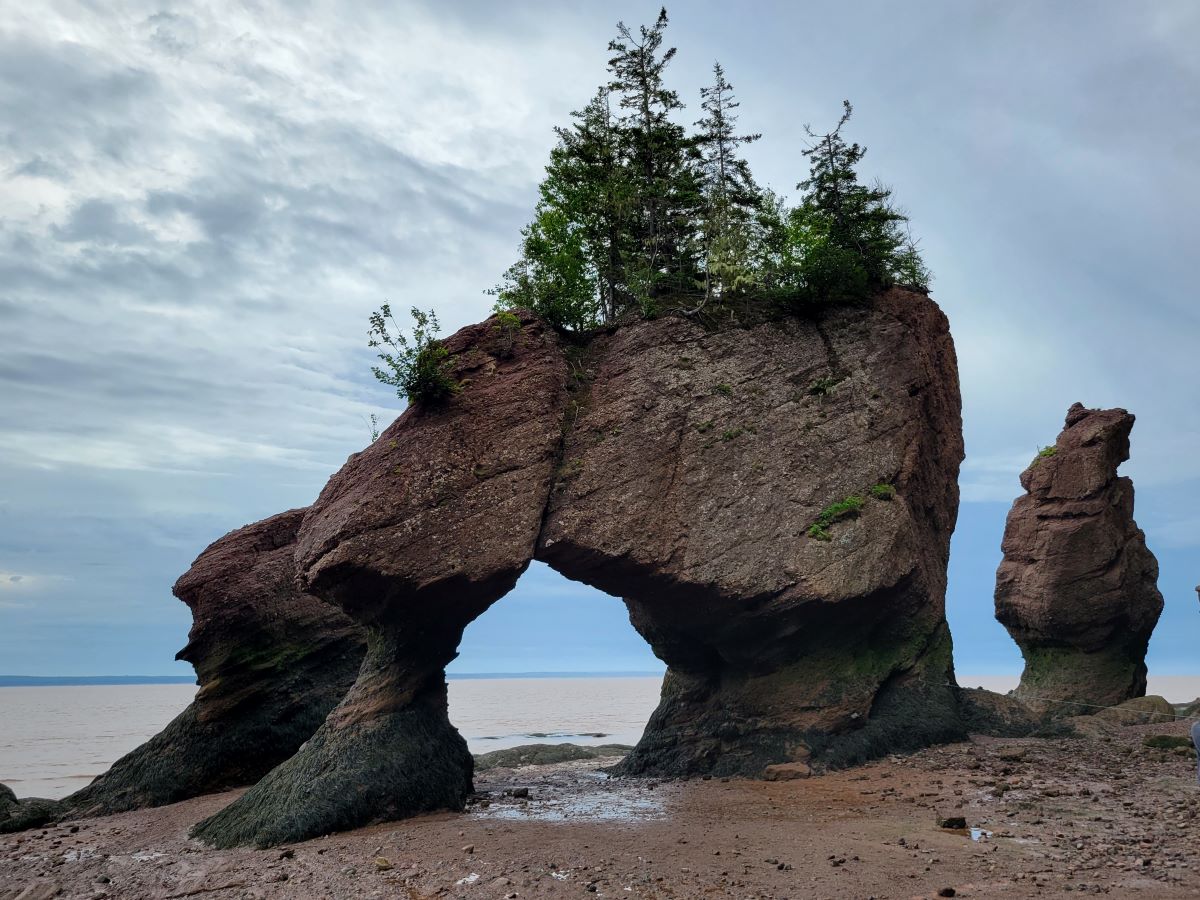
194, 290, 965, 848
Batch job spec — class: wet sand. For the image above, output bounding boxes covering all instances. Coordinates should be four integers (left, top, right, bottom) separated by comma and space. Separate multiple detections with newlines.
2, 720, 1197, 899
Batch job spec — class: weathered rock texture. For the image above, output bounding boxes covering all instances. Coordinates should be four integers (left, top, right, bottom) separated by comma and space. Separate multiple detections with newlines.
0, 790, 60, 835
193, 311, 573, 848
541, 289, 965, 775
194, 290, 965, 847
63, 509, 366, 819
995, 403, 1164, 718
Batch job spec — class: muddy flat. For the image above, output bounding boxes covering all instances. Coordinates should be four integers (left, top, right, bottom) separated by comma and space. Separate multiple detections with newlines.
2, 721, 1196, 899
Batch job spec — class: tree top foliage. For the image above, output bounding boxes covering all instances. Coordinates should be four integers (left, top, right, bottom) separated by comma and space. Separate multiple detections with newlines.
490, 8, 930, 333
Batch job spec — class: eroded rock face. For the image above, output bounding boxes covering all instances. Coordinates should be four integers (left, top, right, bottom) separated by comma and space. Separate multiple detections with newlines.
539, 288, 965, 774
192, 311, 572, 848
995, 404, 1164, 718
193, 290, 965, 847
63, 509, 366, 818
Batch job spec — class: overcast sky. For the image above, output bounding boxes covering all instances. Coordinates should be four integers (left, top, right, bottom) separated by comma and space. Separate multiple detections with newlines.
1, 0, 1196, 679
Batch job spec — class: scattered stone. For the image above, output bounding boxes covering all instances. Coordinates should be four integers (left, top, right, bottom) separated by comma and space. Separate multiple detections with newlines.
374, 856, 392, 871
937, 816, 967, 830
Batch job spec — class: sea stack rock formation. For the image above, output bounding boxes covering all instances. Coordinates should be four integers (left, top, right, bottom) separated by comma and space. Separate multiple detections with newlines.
64, 509, 366, 817
194, 290, 965, 848
994, 403, 1164, 718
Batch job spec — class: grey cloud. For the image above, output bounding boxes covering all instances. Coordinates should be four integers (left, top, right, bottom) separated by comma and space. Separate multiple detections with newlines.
54, 199, 153, 245
0, 0, 1195, 675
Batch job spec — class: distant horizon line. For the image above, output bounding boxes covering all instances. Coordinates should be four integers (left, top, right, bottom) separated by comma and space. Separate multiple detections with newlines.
4, 671, 1196, 689
0, 670, 668, 687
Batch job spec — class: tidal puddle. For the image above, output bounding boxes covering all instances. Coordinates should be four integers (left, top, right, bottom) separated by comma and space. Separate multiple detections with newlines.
970, 828, 993, 841
469, 772, 665, 823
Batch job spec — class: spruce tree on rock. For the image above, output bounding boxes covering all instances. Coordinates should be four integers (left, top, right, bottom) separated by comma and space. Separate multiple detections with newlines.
696, 61, 761, 299
793, 101, 929, 302
607, 8, 702, 306
491, 89, 632, 331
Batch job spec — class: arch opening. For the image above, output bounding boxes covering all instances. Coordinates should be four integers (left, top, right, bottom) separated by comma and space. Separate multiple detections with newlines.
448, 560, 663, 763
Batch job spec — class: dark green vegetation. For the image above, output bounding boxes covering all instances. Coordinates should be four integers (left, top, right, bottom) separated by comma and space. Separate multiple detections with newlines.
368, 304, 461, 404
870, 482, 897, 501
490, 9, 929, 332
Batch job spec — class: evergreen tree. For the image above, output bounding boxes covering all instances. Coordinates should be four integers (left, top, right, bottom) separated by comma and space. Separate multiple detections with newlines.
792, 101, 929, 303
491, 16, 932, 334
695, 61, 761, 299
748, 188, 802, 297
490, 89, 631, 332
607, 8, 702, 306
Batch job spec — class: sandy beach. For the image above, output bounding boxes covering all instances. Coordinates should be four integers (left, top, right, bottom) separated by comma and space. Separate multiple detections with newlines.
3, 717, 1197, 899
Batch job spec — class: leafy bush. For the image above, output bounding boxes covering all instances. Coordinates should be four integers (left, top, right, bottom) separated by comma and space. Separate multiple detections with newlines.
808, 375, 842, 397
368, 304, 461, 405
492, 309, 522, 356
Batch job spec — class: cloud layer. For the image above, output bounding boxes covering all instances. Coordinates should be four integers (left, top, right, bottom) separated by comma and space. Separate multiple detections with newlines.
1, 0, 1196, 676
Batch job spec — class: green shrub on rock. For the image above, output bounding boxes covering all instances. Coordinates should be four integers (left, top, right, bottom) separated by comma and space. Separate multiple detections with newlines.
368, 304, 461, 406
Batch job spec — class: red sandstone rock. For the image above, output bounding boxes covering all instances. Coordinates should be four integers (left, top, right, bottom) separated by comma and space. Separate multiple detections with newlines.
192, 310, 571, 848
193, 290, 966, 847
540, 288, 965, 774
994, 403, 1164, 717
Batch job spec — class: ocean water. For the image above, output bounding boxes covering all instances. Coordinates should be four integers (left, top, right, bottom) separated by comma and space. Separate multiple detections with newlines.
2, 673, 1196, 801
0, 676, 664, 800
